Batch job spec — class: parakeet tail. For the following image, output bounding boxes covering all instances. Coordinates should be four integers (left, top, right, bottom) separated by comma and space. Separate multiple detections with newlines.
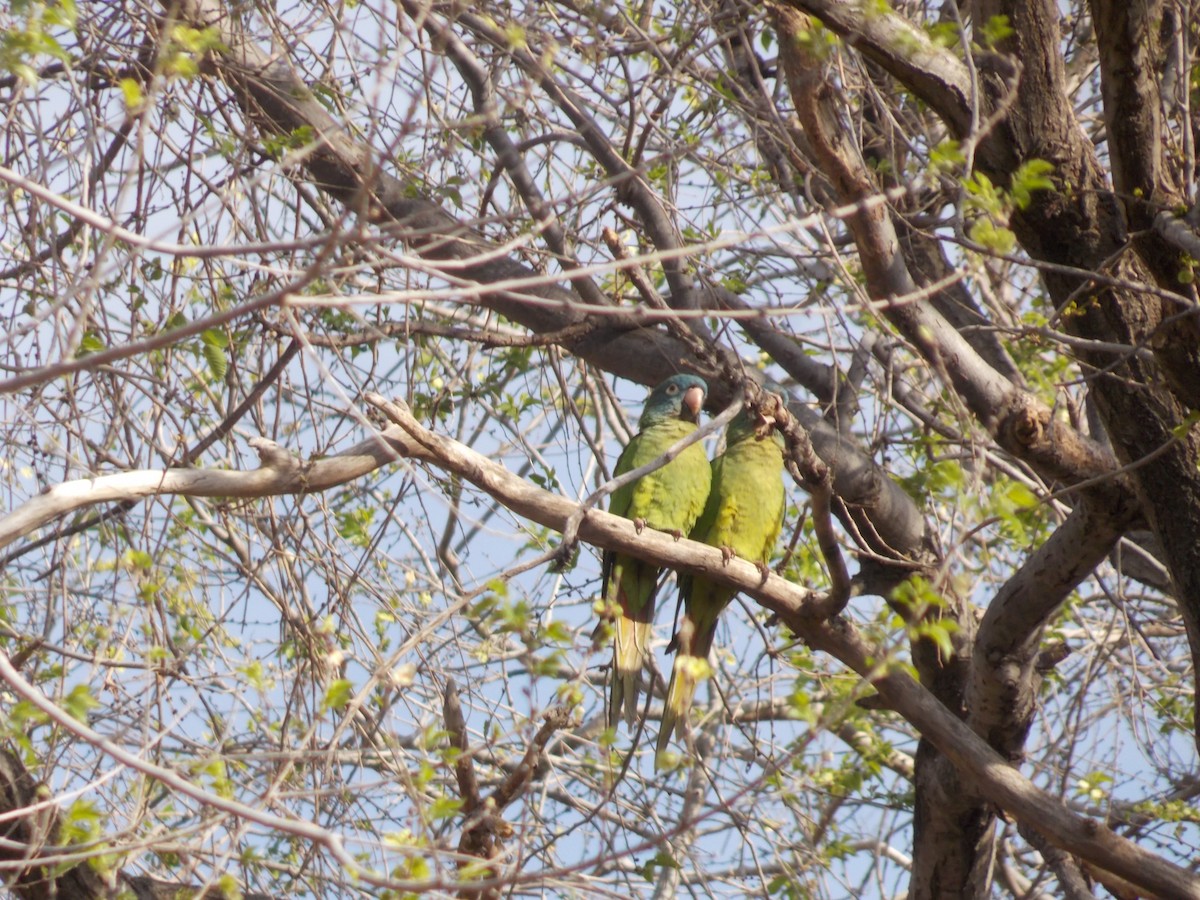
657, 658, 701, 756
655, 616, 716, 756
609, 614, 652, 728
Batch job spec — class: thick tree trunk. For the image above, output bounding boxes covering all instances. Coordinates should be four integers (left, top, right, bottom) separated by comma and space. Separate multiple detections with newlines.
968, 0, 1200, 748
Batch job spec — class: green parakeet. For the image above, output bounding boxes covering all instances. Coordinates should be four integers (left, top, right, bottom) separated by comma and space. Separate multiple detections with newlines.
658, 407, 787, 753
602, 374, 712, 728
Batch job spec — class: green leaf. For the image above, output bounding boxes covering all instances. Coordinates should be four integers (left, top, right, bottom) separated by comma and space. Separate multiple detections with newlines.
502, 22, 527, 50
925, 20, 960, 49
121, 549, 154, 571
428, 795, 464, 820
335, 507, 376, 547
912, 617, 960, 661
63, 684, 99, 722
202, 341, 228, 380
45, 0, 77, 29
215, 874, 242, 900
161, 26, 226, 80
929, 139, 964, 174
639, 850, 680, 881
1175, 410, 1200, 439
76, 330, 105, 356
118, 77, 143, 109
1010, 159, 1055, 210
322, 679, 354, 712
263, 125, 316, 157
60, 799, 103, 843
6, 699, 49, 730
1002, 481, 1038, 511
968, 218, 1017, 255
169, 24, 225, 55
1075, 771, 1113, 802
237, 660, 270, 690
979, 14, 1014, 49
963, 171, 1003, 214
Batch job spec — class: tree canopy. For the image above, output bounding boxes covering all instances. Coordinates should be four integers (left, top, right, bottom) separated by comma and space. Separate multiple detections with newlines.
1, 0, 1199, 898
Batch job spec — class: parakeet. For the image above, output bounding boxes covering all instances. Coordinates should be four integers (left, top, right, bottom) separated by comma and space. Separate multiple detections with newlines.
602, 374, 713, 729
657, 407, 787, 754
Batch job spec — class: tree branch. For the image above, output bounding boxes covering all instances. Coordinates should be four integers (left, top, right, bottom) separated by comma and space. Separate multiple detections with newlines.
3, 390, 1196, 898
968, 496, 1137, 760
775, 0, 975, 139
362, 392, 1200, 900
164, 0, 935, 573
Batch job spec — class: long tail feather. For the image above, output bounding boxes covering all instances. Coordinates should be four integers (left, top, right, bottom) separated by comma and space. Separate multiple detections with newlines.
610, 615, 651, 727
657, 655, 702, 756
655, 616, 716, 756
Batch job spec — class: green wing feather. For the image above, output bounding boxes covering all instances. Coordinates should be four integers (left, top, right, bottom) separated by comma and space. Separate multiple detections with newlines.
658, 411, 786, 753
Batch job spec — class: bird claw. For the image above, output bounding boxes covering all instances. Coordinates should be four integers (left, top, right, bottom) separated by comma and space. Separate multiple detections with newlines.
757, 393, 787, 437
668, 529, 684, 541
720, 545, 735, 565
550, 540, 579, 572
755, 560, 771, 584
634, 517, 647, 534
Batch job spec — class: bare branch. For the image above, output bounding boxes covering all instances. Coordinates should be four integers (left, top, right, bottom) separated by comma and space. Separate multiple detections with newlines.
366, 392, 1200, 900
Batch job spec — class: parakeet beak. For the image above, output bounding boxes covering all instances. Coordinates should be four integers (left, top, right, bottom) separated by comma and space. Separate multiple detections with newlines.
682, 386, 704, 421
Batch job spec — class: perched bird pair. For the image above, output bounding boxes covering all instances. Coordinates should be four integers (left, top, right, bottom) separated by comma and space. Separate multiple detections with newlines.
599, 374, 788, 753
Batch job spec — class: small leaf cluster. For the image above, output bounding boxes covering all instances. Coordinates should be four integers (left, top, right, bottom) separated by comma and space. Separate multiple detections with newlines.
963, 159, 1055, 255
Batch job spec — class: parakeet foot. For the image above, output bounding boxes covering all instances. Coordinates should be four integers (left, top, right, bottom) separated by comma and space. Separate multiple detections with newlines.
633, 517, 647, 534
720, 545, 735, 564
549, 539, 578, 572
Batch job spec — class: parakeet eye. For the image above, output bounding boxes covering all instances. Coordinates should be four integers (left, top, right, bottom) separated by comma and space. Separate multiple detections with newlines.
666, 384, 679, 394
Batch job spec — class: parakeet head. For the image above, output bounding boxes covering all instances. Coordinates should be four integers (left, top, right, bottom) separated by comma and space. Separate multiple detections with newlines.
639, 374, 708, 427
727, 406, 787, 448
